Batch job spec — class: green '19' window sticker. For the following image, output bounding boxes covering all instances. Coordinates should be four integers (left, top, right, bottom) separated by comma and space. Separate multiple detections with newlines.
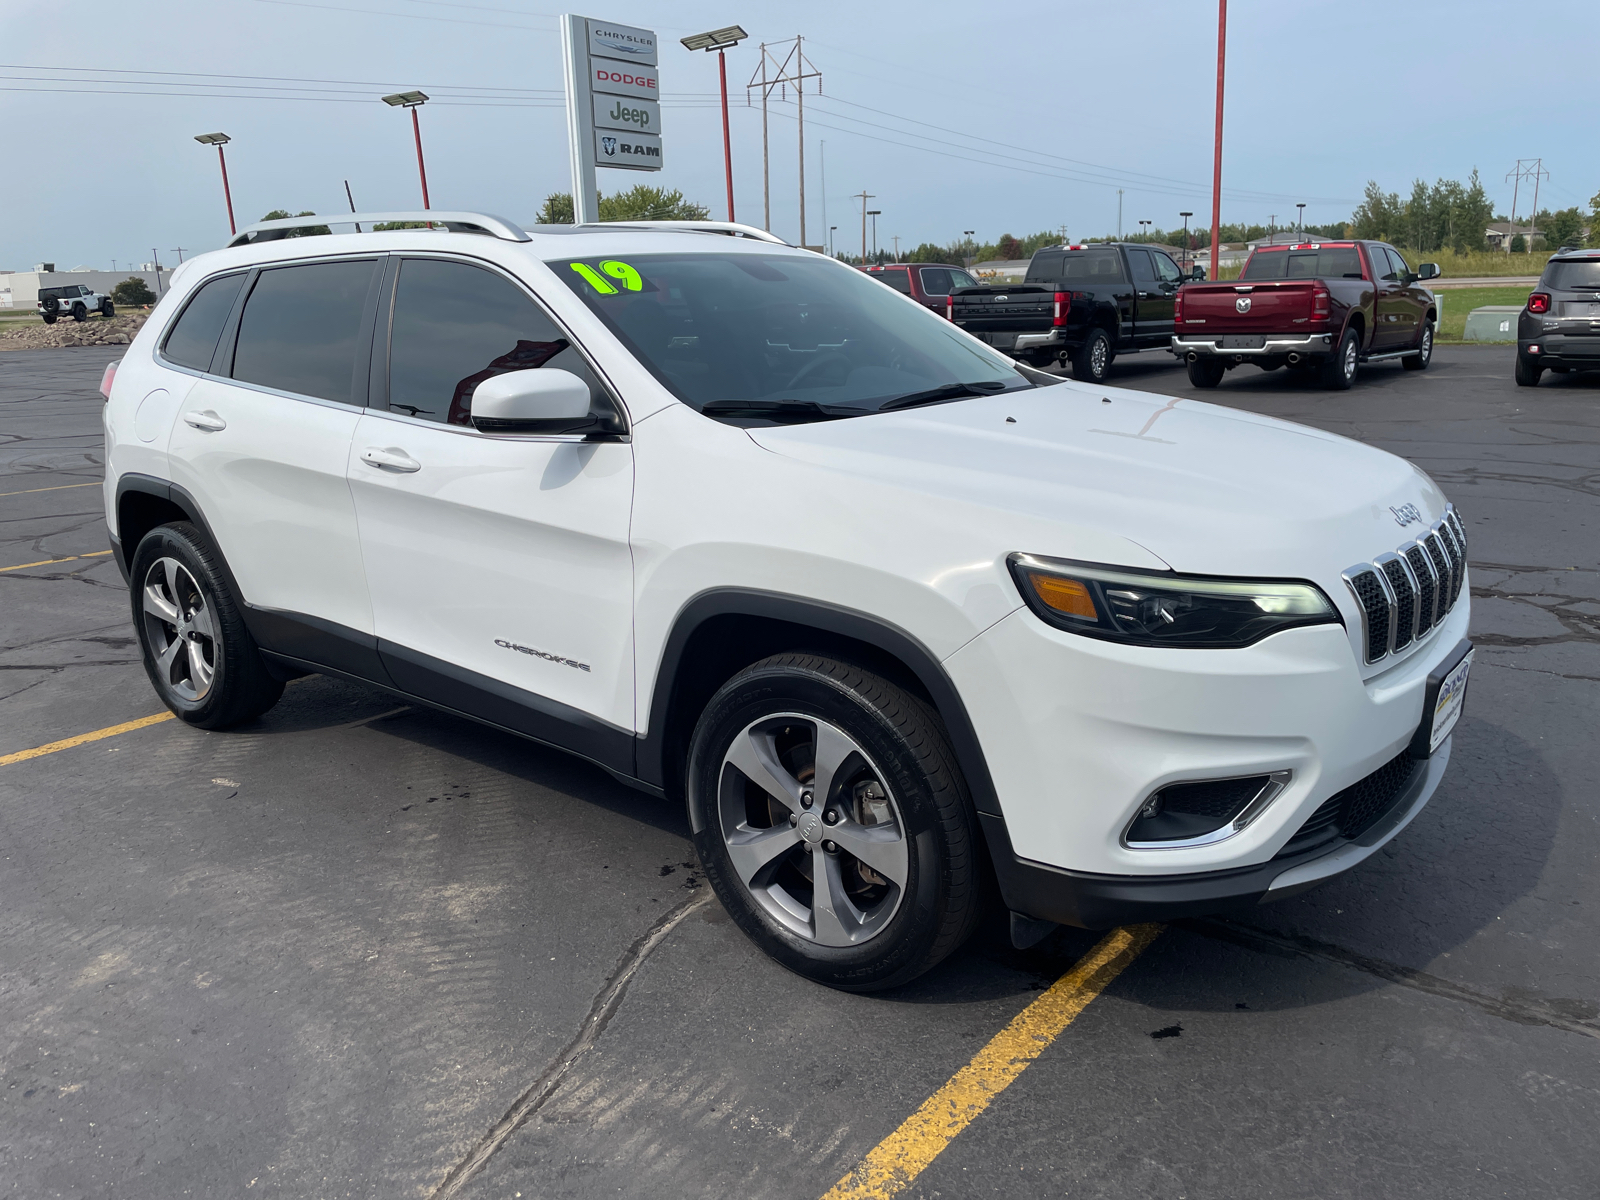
568, 260, 643, 295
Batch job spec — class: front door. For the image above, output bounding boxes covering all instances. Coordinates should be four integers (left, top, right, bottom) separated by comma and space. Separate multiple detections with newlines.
346, 255, 636, 758
1128, 248, 1173, 344
1370, 245, 1411, 349
164, 257, 381, 666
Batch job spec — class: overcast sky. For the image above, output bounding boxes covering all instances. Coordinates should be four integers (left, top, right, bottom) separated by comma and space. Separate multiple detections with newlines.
3, 0, 1595, 270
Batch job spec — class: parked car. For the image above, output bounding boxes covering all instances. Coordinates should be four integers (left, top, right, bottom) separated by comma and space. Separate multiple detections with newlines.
860, 262, 979, 314
39, 283, 115, 324
103, 211, 1471, 991
1516, 247, 1600, 386
1172, 241, 1438, 390
947, 243, 1193, 383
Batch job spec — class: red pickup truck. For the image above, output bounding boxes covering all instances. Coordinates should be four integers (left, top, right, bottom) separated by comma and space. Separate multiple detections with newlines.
1171, 241, 1439, 390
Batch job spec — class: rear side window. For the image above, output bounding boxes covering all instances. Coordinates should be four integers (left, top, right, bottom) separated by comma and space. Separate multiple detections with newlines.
162, 273, 247, 372
1240, 248, 1365, 280
870, 268, 912, 294
230, 260, 377, 404
386, 257, 607, 426
1127, 248, 1156, 283
1546, 260, 1600, 289
1053, 249, 1125, 284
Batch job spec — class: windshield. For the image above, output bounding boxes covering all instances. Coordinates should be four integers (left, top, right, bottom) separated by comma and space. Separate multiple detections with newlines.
1240, 247, 1365, 280
555, 251, 1033, 421
1546, 260, 1600, 290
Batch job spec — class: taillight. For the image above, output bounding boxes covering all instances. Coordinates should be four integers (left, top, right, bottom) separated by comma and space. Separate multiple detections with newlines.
946, 294, 955, 321
1174, 288, 1185, 324
1052, 291, 1067, 326
99, 359, 119, 400
1528, 292, 1551, 314
1311, 282, 1332, 323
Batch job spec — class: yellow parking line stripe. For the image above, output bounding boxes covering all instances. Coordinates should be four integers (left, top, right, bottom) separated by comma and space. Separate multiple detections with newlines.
0, 480, 102, 498
0, 711, 174, 767
0, 550, 114, 574
820, 923, 1162, 1200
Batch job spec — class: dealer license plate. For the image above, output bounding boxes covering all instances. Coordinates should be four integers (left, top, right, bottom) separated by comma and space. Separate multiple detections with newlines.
1222, 335, 1265, 349
1428, 649, 1472, 753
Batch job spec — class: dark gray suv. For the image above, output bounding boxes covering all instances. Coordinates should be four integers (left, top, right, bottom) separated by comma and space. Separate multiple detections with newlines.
1517, 248, 1600, 386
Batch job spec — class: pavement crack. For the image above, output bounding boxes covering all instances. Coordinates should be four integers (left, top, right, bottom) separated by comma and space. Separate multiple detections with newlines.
1183, 918, 1600, 1041
428, 889, 714, 1198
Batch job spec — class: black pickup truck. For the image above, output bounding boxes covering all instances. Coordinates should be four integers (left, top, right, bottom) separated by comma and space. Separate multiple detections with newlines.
948, 243, 1195, 383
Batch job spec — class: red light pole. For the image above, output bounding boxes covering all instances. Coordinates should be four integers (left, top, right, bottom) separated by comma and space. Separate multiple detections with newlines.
383, 91, 432, 209
193, 132, 236, 235
681, 26, 749, 224
1209, 0, 1226, 280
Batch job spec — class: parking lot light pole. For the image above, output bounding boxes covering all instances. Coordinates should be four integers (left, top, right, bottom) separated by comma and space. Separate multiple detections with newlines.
1179, 212, 1193, 272
382, 91, 432, 209
193, 133, 235, 236
868, 210, 881, 261
1210, 0, 1226, 280
1297, 202, 1306, 237
681, 26, 749, 224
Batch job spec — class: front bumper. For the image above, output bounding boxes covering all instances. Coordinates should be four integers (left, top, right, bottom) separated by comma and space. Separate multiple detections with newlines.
1172, 332, 1334, 358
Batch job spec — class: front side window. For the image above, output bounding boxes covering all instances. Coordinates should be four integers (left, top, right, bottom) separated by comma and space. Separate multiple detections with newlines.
556, 251, 1033, 422
162, 273, 247, 372
1370, 246, 1401, 282
387, 257, 607, 426
1153, 253, 1183, 284
231, 259, 377, 404
917, 267, 975, 296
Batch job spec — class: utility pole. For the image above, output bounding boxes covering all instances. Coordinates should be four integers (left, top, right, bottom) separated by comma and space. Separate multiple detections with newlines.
1117, 189, 1123, 239
1269, 214, 1276, 238
1210, 0, 1226, 281
151, 250, 164, 297
820, 141, 826, 251
1505, 158, 1549, 250
856, 191, 874, 264
892, 234, 900, 260
868, 209, 881, 261
747, 37, 821, 246
344, 179, 361, 232
170, 247, 187, 263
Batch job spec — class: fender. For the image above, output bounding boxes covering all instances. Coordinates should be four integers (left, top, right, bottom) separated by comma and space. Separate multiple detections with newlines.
637, 587, 1004, 821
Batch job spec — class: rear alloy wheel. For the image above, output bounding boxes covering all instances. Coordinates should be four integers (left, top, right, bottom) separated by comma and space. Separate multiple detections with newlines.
130, 522, 284, 728
71, 302, 87, 323
1402, 322, 1433, 370
1071, 328, 1113, 383
1186, 357, 1226, 388
688, 654, 983, 991
1320, 328, 1359, 390
100, 300, 115, 319
1514, 354, 1543, 387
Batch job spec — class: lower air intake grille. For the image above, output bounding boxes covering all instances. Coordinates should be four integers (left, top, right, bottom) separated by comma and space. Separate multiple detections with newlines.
1276, 751, 1422, 858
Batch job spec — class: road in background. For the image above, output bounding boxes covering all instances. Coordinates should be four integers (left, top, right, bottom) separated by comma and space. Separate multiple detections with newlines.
2, 345, 1596, 1198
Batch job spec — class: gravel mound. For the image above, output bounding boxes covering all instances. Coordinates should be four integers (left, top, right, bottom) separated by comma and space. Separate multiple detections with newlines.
0, 313, 148, 351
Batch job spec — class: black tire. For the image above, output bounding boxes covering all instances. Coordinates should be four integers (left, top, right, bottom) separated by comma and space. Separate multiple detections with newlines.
100, 300, 115, 319
1320, 327, 1359, 390
40, 297, 60, 319
1186, 357, 1225, 388
1070, 328, 1114, 383
687, 654, 984, 992
42, 313, 57, 325
1402, 321, 1433, 370
1514, 354, 1543, 387
71, 303, 88, 323
129, 522, 284, 729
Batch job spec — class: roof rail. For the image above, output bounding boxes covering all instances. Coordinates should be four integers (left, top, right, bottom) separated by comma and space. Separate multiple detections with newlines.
568, 220, 790, 245
227, 211, 530, 248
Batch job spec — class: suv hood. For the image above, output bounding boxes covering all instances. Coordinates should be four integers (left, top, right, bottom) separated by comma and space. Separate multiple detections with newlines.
746, 380, 1447, 579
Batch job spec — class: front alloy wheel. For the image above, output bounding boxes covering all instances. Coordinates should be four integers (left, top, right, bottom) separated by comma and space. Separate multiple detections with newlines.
141, 557, 218, 702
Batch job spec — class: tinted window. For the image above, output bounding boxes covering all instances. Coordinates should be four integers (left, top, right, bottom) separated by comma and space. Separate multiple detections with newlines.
1240, 248, 1365, 280
1127, 248, 1156, 283
162, 273, 246, 372
919, 268, 956, 296
1035, 249, 1124, 284
1025, 252, 1064, 281
231, 260, 376, 403
556, 252, 1030, 420
1370, 247, 1400, 282
1546, 260, 1600, 289
1153, 253, 1183, 284
870, 268, 912, 294
1388, 246, 1411, 274
950, 270, 977, 290
387, 258, 607, 426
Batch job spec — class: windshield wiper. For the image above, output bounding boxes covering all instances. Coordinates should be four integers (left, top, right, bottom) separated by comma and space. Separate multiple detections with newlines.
877, 380, 1012, 412
699, 398, 848, 422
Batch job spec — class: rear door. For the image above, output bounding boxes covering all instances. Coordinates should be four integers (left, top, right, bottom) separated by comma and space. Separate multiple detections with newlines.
346, 254, 636, 745
165, 256, 381, 666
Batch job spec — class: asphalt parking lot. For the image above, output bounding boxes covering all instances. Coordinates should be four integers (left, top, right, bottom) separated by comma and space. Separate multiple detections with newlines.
3, 344, 1597, 1199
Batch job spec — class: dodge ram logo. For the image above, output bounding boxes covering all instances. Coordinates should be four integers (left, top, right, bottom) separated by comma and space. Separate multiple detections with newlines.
1235, 296, 1252, 313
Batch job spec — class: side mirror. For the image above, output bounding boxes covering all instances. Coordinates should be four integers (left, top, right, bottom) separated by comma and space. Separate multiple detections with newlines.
1416, 262, 1440, 281
470, 368, 609, 436
1190, 265, 1206, 280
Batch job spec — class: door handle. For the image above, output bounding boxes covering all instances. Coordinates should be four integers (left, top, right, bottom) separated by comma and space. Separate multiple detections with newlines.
183, 410, 227, 432
360, 446, 421, 473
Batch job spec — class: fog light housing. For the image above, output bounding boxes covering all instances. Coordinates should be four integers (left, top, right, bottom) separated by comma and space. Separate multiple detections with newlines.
1125, 771, 1292, 848
1528, 344, 1541, 354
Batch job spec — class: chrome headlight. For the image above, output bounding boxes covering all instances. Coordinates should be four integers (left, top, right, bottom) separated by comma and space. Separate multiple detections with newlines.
1009, 553, 1340, 649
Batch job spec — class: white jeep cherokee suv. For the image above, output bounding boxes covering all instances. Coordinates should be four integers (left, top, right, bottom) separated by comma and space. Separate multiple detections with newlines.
102, 212, 1472, 991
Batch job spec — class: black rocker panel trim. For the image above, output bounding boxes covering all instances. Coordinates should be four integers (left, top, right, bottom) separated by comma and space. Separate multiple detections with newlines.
246, 606, 391, 685
639, 588, 1003, 820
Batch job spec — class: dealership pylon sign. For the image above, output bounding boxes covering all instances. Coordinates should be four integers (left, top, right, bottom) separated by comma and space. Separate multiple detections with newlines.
561, 14, 661, 223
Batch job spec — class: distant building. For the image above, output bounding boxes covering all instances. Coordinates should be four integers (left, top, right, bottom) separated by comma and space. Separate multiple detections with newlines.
0, 267, 171, 310
1484, 222, 1540, 251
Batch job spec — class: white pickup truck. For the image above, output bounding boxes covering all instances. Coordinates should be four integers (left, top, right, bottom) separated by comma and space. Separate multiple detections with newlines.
38, 284, 115, 324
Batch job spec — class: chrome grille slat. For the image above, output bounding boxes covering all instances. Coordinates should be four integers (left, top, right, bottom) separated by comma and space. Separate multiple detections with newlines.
1343, 505, 1465, 665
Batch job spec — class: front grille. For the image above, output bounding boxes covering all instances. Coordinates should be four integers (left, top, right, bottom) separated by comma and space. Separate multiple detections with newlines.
1343, 505, 1466, 664
1276, 751, 1421, 858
